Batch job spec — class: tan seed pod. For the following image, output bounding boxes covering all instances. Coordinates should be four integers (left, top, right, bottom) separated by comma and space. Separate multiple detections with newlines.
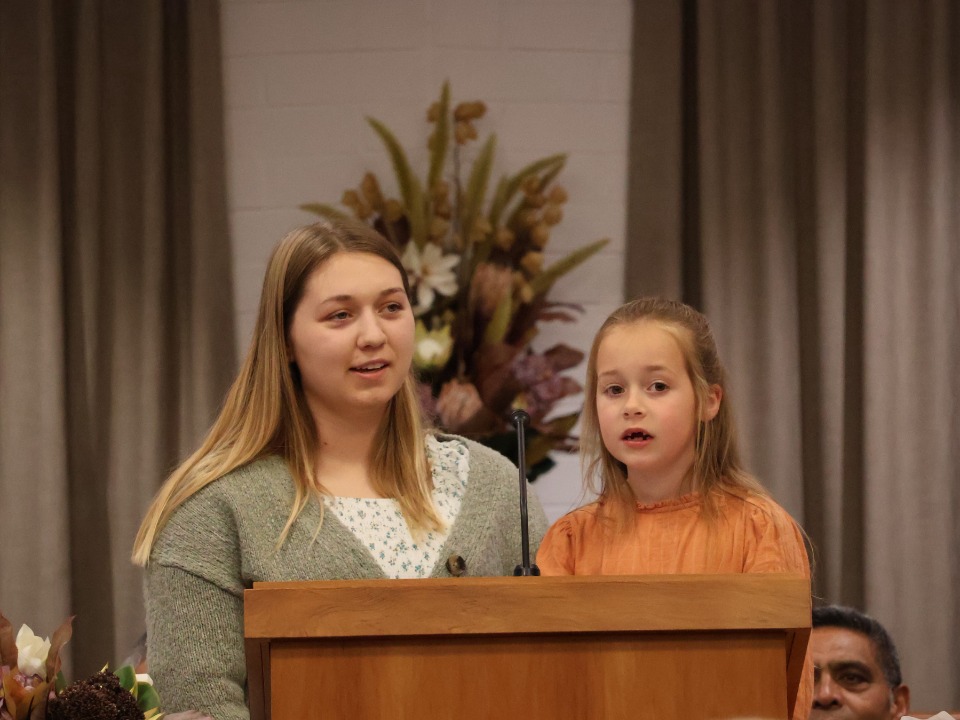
517, 282, 535, 305
531, 223, 550, 249
384, 199, 405, 223
525, 192, 546, 209
426, 102, 441, 123
474, 216, 492, 236
494, 227, 516, 250
542, 203, 563, 226
522, 175, 541, 195
432, 180, 450, 202
361, 172, 383, 208
548, 185, 569, 204
433, 199, 452, 219
454, 121, 471, 145
520, 208, 540, 228
430, 216, 451, 240
341, 189, 360, 208
454, 101, 486, 122
355, 198, 373, 220
520, 251, 544, 275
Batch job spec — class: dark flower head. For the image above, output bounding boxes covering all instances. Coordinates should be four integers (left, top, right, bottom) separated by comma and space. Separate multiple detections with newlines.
46, 671, 141, 720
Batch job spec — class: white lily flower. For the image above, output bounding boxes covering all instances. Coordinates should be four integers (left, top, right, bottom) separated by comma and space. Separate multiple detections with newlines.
136, 673, 154, 685
414, 320, 453, 371
15, 624, 51, 678
402, 242, 459, 314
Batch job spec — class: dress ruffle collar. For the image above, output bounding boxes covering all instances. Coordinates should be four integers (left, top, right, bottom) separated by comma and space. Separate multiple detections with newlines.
634, 490, 701, 513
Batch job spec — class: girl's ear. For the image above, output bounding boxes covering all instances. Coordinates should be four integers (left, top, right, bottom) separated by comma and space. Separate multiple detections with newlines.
702, 384, 722, 422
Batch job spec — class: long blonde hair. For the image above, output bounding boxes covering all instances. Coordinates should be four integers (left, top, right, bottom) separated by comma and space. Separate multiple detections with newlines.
581, 297, 768, 527
132, 219, 439, 566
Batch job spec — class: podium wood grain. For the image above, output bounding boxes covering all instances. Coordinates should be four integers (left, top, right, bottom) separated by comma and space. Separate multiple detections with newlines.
244, 574, 810, 720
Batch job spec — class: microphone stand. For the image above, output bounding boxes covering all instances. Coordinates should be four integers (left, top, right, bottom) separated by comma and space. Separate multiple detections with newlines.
511, 409, 540, 576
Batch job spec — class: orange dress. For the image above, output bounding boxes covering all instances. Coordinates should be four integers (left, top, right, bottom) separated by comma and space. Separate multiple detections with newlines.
537, 488, 813, 720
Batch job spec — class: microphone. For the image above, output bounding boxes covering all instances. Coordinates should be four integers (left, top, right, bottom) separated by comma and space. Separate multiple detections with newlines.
511, 409, 540, 576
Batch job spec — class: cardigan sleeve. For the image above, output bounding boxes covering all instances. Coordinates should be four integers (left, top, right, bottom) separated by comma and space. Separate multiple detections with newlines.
146, 487, 250, 720
145, 564, 249, 720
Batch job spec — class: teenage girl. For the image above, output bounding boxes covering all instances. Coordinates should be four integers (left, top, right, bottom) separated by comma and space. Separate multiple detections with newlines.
536, 297, 812, 719
133, 219, 546, 720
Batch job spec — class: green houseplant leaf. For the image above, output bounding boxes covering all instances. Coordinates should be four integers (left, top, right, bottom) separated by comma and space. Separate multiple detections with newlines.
460, 134, 496, 244
299, 202, 350, 221
427, 81, 451, 192
367, 116, 427, 246
529, 238, 609, 297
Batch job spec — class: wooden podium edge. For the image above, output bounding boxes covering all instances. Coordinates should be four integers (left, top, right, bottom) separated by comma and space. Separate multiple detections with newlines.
244, 573, 810, 638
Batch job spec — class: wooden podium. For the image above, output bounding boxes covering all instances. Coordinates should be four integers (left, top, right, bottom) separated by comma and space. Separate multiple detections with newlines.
244, 574, 810, 720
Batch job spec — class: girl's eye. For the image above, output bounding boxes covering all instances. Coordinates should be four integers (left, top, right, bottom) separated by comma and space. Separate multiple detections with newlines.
603, 385, 625, 396
327, 310, 351, 322
649, 381, 669, 392
383, 301, 405, 314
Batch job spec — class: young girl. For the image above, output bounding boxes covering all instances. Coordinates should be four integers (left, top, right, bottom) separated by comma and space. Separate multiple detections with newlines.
536, 297, 812, 718
133, 219, 546, 720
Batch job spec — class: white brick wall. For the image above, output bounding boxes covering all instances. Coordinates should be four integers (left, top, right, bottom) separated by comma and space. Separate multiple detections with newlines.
220, 0, 632, 522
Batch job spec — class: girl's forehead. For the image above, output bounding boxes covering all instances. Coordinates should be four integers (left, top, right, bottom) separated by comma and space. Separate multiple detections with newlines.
302, 252, 403, 298
598, 321, 690, 371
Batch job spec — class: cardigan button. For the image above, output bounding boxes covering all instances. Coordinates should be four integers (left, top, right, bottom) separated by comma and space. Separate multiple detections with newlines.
445, 554, 466, 577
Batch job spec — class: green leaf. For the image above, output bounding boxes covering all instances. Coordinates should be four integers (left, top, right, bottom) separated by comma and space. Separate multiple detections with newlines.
55, 670, 67, 693
137, 683, 162, 713
115, 664, 137, 694
544, 411, 580, 436
460, 133, 496, 242
427, 81, 451, 192
299, 203, 351, 221
487, 176, 510, 229
483, 292, 513, 346
529, 238, 609, 296
367, 116, 427, 246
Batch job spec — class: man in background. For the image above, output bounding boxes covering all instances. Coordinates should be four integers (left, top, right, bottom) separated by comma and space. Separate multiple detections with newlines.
811, 605, 910, 720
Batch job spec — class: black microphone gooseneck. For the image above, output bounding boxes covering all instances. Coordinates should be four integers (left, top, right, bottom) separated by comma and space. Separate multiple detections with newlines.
511, 409, 540, 576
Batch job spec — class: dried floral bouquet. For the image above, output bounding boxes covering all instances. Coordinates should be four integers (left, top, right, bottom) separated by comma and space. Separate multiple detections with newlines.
304, 82, 608, 478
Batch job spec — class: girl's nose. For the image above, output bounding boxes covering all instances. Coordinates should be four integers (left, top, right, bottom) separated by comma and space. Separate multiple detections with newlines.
622, 391, 645, 417
357, 311, 387, 348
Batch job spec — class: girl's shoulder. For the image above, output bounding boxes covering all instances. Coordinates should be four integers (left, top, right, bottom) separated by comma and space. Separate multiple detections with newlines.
153, 456, 292, 554
181, 455, 293, 512
715, 484, 808, 556
716, 484, 797, 525
548, 502, 604, 534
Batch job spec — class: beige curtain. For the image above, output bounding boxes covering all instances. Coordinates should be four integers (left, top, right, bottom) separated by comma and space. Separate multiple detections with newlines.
0, 1, 235, 677
628, 0, 959, 709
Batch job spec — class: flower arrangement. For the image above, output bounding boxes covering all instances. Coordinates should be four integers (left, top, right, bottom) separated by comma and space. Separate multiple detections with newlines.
303, 82, 608, 478
0, 613, 161, 720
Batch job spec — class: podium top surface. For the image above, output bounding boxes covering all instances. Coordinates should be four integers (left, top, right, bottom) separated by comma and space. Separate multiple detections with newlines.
244, 573, 810, 639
